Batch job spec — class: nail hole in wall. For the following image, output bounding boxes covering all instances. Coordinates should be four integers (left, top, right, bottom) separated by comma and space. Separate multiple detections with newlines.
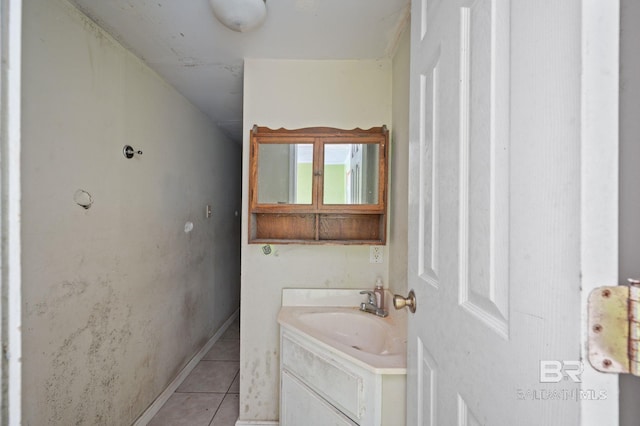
73, 189, 93, 209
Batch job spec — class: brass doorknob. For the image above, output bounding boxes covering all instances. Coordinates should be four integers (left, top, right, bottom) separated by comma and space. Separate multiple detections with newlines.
393, 290, 416, 313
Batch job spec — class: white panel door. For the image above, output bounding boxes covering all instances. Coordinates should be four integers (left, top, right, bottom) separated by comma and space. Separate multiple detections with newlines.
406, 0, 618, 425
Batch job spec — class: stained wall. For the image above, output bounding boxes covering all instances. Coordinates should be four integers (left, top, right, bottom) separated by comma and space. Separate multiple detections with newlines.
240, 58, 393, 422
21, 0, 241, 423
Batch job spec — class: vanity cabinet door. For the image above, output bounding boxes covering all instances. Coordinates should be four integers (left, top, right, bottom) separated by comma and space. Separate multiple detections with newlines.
281, 370, 358, 426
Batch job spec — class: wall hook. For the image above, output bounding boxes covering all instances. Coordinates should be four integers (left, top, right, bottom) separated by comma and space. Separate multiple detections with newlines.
123, 145, 143, 159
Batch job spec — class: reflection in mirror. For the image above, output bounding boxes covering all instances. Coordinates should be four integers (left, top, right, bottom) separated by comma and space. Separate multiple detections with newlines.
257, 143, 313, 204
323, 144, 379, 205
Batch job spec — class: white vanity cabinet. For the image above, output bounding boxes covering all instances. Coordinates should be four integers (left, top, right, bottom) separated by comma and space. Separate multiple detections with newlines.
279, 328, 405, 426
281, 370, 358, 426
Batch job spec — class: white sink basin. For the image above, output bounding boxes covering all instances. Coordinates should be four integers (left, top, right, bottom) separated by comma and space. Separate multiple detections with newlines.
278, 306, 406, 372
296, 310, 404, 355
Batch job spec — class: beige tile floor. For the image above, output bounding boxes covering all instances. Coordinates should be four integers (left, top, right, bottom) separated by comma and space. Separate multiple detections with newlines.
148, 318, 240, 426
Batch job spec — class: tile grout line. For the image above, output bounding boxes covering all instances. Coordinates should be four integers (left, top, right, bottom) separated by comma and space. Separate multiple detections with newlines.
225, 370, 240, 394
206, 391, 226, 426
171, 338, 239, 425
208, 342, 240, 425
173, 391, 229, 395
207, 353, 240, 425
136, 313, 240, 425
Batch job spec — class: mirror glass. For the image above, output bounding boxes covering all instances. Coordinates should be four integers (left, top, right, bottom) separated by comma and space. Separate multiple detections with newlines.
323, 144, 379, 205
257, 143, 313, 204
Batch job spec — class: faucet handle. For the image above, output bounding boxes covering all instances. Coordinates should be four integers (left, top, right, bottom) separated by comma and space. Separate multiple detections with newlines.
359, 290, 376, 305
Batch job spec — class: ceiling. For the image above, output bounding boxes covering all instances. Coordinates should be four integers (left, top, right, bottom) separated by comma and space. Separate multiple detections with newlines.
68, 0, 410, 144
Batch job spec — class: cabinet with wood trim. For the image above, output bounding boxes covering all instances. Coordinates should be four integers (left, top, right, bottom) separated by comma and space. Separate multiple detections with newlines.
249, 126, 389, 244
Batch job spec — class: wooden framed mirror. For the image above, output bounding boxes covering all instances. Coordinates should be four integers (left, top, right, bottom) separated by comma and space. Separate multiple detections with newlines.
249, 126, 389, 244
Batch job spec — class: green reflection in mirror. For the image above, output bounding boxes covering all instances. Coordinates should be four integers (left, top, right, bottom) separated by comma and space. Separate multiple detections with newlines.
257, 143, 313, 204
323, 144, 379, 205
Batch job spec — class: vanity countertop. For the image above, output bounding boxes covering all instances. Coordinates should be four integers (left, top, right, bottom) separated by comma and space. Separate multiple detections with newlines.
278, 289, 407, 374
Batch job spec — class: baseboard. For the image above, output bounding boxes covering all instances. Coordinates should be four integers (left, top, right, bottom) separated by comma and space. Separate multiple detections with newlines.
235, 421, 279, 426
133, 308, 240, 425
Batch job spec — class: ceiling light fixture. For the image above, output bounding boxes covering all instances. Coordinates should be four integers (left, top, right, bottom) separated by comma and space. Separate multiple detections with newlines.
209, 0, 267, 33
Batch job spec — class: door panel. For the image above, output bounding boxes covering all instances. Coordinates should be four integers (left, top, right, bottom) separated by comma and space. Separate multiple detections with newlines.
458, 0, 510, 338
457, 395, 481, 426
418, 48, 440, 289
416, 338, 437, 426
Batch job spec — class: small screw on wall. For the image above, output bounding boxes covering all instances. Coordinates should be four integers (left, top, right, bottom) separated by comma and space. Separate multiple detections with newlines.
123, 145, 143, 159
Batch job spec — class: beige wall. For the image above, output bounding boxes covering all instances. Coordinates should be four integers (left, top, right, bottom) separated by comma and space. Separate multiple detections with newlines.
389, 26, 410, 297
240, 59, 393, 422
21, 0, 241, 424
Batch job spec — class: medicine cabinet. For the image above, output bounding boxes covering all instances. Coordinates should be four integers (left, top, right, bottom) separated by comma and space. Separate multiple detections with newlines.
249, 126, 389, 244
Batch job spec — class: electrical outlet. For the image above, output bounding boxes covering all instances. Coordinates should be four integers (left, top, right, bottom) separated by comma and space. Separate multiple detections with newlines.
370, 246, 383, 264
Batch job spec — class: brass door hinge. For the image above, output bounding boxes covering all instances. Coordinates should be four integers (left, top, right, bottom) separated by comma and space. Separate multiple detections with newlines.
588, 279, 640, 375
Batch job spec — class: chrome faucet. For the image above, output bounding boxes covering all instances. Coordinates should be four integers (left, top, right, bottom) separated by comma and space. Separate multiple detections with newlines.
359, 290, 388, 317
